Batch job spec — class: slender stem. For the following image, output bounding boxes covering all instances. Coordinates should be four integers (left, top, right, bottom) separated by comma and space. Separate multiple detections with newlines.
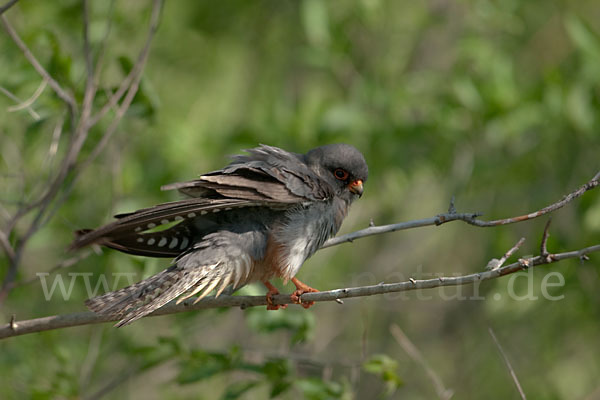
1, 243, 598, 339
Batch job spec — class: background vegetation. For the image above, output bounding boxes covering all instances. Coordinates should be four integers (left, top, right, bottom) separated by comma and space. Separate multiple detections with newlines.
1, 0, 599, 398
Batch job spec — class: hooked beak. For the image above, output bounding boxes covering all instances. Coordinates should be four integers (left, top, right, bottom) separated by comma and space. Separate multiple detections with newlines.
348, 179, 364, 197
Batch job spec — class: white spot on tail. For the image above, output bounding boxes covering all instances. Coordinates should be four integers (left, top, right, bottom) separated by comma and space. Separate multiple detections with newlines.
147, 238, 156, 245
135, 227, 142, 232
201, 210, 208, 215
180, 237, 189, 249
169, 237, 178, 249
161, 219, 169, 225
137, 238, 144, 243
158, 237, 167, 247
187, 213, 196, 218
147, 223, 156, 228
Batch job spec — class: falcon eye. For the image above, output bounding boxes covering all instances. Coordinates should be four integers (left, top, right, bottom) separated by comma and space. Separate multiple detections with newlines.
333, 168, 349, 180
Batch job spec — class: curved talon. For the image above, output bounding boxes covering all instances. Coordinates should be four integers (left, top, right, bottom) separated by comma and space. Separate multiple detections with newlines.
263, 281, 287, 310
290, 277, 319, 309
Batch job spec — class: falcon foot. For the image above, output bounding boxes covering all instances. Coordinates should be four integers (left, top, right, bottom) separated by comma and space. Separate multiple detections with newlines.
291, 277, 319, 309
263, 281, 287, 310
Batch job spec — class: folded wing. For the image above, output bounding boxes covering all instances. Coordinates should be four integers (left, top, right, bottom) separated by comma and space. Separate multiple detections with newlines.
71, 145, 334, 257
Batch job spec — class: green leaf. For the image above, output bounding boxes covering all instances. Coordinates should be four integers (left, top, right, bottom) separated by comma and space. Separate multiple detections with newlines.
363, 354, 403, 395
177, 346, 242, 384
270, 380, 292, 398
245, 307, 315, 344
565, 14, 600, 65
221, 380, 260, 400
295, 378, 344, 400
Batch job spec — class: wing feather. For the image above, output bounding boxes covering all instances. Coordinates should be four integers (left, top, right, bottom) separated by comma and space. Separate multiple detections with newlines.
162, 144, 333, 202
70, 198, 261, 251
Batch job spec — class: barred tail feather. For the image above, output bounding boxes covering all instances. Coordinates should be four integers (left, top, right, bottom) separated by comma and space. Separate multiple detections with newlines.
85, 266, 179, 323
85, 263, 232, 327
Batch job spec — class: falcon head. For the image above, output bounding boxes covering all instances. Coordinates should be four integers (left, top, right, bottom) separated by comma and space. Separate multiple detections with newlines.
306, 143, 368, 202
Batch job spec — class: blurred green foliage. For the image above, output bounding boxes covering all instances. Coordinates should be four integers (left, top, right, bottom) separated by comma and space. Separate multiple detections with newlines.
1, 0, 599, 399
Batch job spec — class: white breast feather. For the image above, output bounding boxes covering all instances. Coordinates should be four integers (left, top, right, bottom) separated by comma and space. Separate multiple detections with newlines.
285, 235, 310, 278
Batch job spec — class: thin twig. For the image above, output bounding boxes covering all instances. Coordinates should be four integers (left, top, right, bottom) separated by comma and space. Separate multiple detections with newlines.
540, 218, 552, 259
43, 115, 65, 168
78, 328, 103, 391
7, 77, 47, 113
34, 0, 163, 234
487, 237, 526, 271
0, 0, 163, 303
390, 324, 453, 400
91, 0, 116, 89
78, 0, 161, 169
88, 0, 162, 127
1, 15, 77, 113
1, 243, 598, 339
0, 85, 41, 120
81, 0, 96, 123
488, 328, 527, 400
0, 0, 18, 16
0, 230, 15, 261
323, 170, 600, 248
12, 248, 98, 288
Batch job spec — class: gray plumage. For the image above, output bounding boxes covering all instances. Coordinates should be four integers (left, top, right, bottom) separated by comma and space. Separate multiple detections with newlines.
72, 144, 368, 326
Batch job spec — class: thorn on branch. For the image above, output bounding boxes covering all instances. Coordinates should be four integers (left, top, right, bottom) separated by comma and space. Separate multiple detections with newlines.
448, 196, 457, 214
1, 243, 600, 338
540, 218, 552, 259
487, 237, 526, 271
9, 314, 17, 330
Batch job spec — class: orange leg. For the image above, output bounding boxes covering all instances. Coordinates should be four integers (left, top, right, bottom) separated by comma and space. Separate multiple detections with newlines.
290, 277, 319, 309
263, 281, 287, 310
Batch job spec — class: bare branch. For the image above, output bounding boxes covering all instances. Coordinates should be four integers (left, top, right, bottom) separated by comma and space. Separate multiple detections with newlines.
31, 0, 163, 234
81, 0, 96, 122
1, 15, 77, 113
91, 0, 116, 89
43, 115, 65, 168
323, 170, 600, 248
540, 218, 552, 260
488, 328, 527, 400
77, 0, 162, 171
0, 229, 15, 261
0, 0, 163, 302
88, 0, 162, 127
12, 248, 98, 288
6, 77, 47, 114
0, 85, 41, 120
1, 243, 598, 340
0, 0, 18, 16
486, 237, 525, 271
